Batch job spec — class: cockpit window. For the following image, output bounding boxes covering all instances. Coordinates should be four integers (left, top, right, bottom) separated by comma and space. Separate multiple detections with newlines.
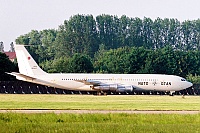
181, 78, 186, 81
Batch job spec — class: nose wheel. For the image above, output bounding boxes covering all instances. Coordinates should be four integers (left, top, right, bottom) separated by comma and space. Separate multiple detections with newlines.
169, 91, 175, 96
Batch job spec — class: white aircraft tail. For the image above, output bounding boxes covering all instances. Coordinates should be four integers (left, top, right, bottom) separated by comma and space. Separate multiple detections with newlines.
15, 44, 47, 76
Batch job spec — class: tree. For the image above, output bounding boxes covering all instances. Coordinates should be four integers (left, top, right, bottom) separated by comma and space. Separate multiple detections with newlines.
40, 57, 70, 73
68, 54, 93, 73
94, 47, 131, 73
128, 47, 148, 73
64, 15, 99, 57
0, 52, 17, 80
10, 42, 15, 52
129, 17, 143, 47
37, 29, 57, 62
0, 41, 4, 52
96, 15, 118, 49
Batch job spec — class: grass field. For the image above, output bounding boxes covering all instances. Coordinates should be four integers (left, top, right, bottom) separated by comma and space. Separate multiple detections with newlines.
0, 94, 199, 110
0, 94, 199, 133
0, 113, 199, 133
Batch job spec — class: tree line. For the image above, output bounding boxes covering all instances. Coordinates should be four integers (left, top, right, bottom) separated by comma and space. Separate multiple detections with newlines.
16, 15, 200, 58
14, 14, 200, 83
38, 45, 199, 78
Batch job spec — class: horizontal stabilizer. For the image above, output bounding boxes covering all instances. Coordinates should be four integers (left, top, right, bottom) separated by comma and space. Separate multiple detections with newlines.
6, 72, 66, 89
6, 72, 36, 80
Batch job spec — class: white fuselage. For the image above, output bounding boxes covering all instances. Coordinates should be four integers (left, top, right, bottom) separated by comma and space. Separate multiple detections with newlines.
25, 73, 192, 92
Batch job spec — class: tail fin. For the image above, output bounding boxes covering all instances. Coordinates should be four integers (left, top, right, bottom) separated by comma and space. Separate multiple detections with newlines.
15, 44, 47, 76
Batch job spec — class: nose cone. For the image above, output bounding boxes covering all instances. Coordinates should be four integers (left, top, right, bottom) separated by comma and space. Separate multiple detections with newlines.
186, 81, 193, 89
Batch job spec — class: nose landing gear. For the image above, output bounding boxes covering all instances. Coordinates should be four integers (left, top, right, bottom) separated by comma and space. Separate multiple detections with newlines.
169, 91, 175, 96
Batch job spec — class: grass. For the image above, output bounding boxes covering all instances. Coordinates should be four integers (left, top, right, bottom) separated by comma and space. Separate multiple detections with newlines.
0, 113, 199, 133
0, 94, 199, 133
0, 94, 199, 110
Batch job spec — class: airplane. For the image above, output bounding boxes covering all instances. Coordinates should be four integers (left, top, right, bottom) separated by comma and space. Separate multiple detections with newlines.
7, 44, 193, 95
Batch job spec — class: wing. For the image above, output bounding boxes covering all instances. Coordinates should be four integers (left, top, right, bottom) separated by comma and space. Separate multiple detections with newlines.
75, 79, 102, 85
75, 79, 135, 92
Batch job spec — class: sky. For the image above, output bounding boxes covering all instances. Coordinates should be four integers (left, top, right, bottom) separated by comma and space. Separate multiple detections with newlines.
1, 0, 200, 51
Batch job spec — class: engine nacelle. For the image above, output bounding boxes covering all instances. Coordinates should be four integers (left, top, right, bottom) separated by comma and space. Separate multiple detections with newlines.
93, 85, 110, 91
93, 84, 133, 92
116, 86, 133, 92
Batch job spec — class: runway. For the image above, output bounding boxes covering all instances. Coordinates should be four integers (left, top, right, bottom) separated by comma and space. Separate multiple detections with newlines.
0, 110, 199, 114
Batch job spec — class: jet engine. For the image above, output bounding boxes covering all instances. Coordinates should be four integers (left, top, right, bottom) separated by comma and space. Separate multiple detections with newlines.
93, 84, 133, 92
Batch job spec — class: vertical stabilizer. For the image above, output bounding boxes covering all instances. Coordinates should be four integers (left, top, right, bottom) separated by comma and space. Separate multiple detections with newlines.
15, 44, 47, 76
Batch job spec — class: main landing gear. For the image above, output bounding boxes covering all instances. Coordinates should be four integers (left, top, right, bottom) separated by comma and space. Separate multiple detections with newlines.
97, 91, 107, 96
